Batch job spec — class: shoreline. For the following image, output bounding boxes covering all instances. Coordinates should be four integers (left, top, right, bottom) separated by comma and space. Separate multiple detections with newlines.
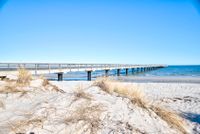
47, 76, 200, 83
112, 76, 200, 84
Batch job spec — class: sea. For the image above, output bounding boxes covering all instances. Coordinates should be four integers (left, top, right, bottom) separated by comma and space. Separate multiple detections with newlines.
47, 65, 200, 81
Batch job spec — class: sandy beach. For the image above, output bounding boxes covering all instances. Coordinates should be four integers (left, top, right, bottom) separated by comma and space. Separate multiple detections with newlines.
115, 76, 200, 84
0, 74, 199, 134
1, 0, 200, 133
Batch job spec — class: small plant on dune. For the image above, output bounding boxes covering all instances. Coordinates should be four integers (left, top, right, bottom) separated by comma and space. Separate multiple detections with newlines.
64, 103, 104, 134
94, 78, 149, 109
93, 77, 114, 93
42, 78, 65, 93
9, 116, 46, 133
17, 68, 32, 86
127, 88, 148, 109
0, 100, 5, 109
73, 85, 92, 101
0, 81, 28, 95
150, 105, 188, 134
0, 68, 31, 95
42, 78, 50, 87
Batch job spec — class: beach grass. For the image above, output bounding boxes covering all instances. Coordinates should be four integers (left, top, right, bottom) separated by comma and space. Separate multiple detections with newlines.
93, 77, 148, 109
17, 67, 32, 86
150, 105, 188, 134
0, 100, 4, 109
0, 81, 28, 95
93, 77, 188, 134
41, 77, 65, 93
10, 116, 46, 133
64, 103, 104, 134
73, 85, 92, 101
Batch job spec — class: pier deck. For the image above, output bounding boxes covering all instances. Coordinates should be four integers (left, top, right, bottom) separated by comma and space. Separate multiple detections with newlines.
0, 63, 167, 81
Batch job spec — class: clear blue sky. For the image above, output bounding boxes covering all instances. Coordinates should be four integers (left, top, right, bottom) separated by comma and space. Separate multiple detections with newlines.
0, 0, 200, 65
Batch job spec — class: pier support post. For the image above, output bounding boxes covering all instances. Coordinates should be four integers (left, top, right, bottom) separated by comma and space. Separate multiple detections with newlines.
35, 64, 38, 75
57, 72, 63, 81
142, 68, 144, 72
136, 68, 139, 72
105, 69, 109, 77
125, 68, 128, 76
117, 69, 120, 76
87, 71, 92, 81
132, 68, 134, 74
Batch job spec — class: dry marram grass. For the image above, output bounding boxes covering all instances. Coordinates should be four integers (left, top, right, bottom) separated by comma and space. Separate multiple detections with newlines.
17, 68, 32, 86
42, 78, 65, 93
93, 78, 188, 134
73, 85, 92, 101
9, 116, 46, 133
93, 78, 148, 109
93, 78, 112, 93
0, 68, 31, 94
0, 82, 28, 95
0, 100, 5, 109
64, 103, 104, 134
0, 72, 64, 94
151, 106, 188, 134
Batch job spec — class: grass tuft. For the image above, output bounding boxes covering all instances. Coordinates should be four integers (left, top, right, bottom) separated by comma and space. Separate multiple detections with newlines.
64, 103, 104, 134
0, 100, 5, 109
127, 87, 148, 109
0, 82, 28, 95
73, 85, 92, 101
9, 116, 46, 133
17, 68, 32, 86
93, 78, 148, 109
151, 105, 188, 134
93, 78, 188, 133
93, 77, 114, 93
42, 78, 65, 93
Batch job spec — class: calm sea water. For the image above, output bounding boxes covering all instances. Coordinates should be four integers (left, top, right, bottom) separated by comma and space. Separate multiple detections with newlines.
135, 65, 200, 77
47, 65, 200, 81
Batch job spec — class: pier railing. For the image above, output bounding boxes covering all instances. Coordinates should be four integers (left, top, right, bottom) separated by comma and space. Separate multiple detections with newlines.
0, 63, 167, 81
0, 63, 166, 71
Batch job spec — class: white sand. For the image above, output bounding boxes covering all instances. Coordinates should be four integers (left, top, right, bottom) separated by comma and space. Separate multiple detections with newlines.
0, 78, 199, 134
115, 76, 200, 83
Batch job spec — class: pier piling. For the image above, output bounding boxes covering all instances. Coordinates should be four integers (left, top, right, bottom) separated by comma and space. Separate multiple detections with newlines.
105, 69, 109, 77
87, 71, 92, 81
117, 69, 120, 76
132, 68, 134, 74
57, 72, 63, 81
125, 68, 128, 76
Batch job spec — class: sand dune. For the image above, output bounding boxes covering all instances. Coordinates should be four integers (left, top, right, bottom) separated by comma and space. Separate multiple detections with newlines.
0, 76, 199, 133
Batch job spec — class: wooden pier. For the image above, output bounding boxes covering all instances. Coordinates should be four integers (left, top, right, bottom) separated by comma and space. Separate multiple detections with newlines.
0, 63, 167, 81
